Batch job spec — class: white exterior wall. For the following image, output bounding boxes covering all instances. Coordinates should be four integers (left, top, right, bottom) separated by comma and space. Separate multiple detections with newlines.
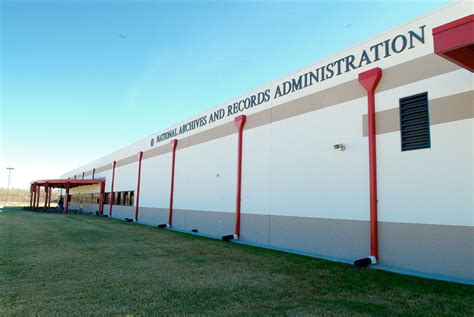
185, 134, 237, 213
378, 117, 473, 227
59, 2, 473, 281
241, 125, 272, 215
140, 153, 172, 209
269, 99, 370, 220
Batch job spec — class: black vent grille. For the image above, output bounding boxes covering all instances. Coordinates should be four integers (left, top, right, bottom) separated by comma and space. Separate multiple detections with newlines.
399, 92, 431, 151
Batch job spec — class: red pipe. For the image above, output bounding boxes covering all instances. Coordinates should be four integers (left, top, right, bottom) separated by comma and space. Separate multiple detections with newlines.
358, 67, 382, 260
234, 115, 246, 238
168, 139, 178, 226
135, 151, 144, 222
109, 161, 116, 217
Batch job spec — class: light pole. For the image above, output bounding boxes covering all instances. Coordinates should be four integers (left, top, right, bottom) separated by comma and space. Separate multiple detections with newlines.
5, 167, 14, 206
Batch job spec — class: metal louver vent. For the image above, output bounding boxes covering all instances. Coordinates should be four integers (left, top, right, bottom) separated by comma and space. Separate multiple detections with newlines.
399, 92, 431, 151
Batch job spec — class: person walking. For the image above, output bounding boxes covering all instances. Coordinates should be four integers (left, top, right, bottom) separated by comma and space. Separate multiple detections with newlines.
57, 197, 64, 213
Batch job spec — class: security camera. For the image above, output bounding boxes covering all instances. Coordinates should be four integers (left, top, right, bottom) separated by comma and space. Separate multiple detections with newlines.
333, 143, 346, 151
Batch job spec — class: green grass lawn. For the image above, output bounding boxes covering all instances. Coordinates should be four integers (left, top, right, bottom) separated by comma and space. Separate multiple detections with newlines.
1, 208, 473, 316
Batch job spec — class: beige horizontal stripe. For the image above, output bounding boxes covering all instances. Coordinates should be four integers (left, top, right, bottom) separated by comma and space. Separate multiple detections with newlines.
143, 142, 171, 160
189, 121, 235, 147
76, 54, 459, 177
362, 90, 473, 136
176, 136, 190, 151
94, 165, 111, 174
271, 54, 458, 124
116, 154, 137, 168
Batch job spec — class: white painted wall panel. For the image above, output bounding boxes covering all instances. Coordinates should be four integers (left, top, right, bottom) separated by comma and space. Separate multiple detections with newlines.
242, 125, 271, 215
185, 135, 237, 213
114, 162, 138, 193
270, 99, 369, 220
378, 119, 473, 226
140, 153, 171, 209
95, 169, 112, 192
376, 69, 473, 112
173, 146, 189, 211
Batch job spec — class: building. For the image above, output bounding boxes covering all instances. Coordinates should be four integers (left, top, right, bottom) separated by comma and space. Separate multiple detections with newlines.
31, 3, 473, 283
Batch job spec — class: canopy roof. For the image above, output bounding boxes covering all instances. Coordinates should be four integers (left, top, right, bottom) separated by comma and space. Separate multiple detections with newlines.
433, 14, 474, 72
31, 178, 105, 189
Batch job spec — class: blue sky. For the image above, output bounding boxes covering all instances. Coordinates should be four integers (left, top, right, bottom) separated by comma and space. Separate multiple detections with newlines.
1, 0, 448, 188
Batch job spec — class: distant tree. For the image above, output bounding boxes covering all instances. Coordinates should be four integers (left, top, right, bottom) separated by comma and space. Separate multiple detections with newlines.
0, 187, 60, 206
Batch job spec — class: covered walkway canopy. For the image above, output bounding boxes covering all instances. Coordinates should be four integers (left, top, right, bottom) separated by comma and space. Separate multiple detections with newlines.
29, 178, 105, 214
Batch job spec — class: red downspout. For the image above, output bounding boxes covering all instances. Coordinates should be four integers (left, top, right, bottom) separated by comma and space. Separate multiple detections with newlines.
92, 168, 96, 180
358, 67, 382, 260
234, 115, 246, 238
98, 181, 105, 214
65, 181, 70, 214
109, 161, 116, 217
168, 139, 178, 226
135, 151, 144, 222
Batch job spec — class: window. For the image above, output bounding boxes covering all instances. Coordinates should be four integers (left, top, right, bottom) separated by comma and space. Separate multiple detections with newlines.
101, 191, 134, 206
399, 92, 431, 151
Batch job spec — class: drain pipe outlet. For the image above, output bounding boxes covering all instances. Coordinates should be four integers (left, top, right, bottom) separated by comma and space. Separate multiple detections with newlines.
157, 224, 170, 228
222, 234, 238, 242
354, 256, 377, 268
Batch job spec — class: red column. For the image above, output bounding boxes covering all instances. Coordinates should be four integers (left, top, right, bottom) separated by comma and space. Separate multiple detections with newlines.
135, 151, 144, 222
109, 161, 116, 216
44, 183, 49, 210
98, 181, 105, 214
92, 168, 96, 180
36, 185, 41, 209
32, 185, 37, 209
65, 181, 70, 214
234, 115, 246, 238
29, 185, 33, 208
47, 187, 52, 209
358, 67, 382, 260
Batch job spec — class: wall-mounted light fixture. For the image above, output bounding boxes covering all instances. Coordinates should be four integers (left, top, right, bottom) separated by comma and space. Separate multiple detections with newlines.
333, 143, 346, 151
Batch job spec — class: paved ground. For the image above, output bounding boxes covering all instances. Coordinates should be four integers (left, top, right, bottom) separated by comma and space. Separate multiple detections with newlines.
1, 208, 473, 315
